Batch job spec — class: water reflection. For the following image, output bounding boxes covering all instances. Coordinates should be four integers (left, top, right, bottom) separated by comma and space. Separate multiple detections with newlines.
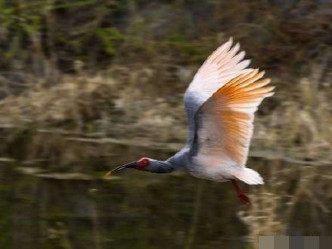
0, 163, 251, 249
1, 154, 331, 249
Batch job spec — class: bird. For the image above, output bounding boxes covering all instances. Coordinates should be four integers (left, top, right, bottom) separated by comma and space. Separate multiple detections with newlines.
105, 38, 275, 205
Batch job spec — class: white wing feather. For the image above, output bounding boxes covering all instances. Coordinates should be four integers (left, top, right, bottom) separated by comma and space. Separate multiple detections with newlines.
184, 38, 251, 145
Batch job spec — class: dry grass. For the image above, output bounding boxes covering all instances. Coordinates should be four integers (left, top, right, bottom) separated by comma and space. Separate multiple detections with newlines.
0, 66, 188, 166
0, 63, 330, 168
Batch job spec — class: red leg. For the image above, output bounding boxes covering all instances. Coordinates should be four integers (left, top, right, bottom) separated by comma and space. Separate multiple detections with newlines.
231, 179, 251, 205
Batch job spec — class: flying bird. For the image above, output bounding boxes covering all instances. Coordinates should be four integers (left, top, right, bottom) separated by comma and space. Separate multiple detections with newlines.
105, 38, 274, 205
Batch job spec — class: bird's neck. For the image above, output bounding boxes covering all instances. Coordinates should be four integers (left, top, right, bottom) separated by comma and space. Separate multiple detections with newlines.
166, 150, 188, 171
150, 160, 175, 173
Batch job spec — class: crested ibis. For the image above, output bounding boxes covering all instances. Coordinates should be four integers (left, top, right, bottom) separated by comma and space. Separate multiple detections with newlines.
105, 38, 275, 205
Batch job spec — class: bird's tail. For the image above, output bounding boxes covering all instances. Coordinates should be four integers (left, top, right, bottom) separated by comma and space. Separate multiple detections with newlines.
234, 168, 264, 185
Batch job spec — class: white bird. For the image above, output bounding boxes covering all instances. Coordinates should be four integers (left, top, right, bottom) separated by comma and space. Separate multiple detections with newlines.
106, 38, 275, 205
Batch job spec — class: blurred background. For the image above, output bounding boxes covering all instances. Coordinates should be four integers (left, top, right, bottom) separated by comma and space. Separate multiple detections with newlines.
0, 0, 331, 248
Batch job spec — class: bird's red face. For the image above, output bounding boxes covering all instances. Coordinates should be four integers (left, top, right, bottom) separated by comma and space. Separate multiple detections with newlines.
104, 157, 150, 177
135, 157, 150, 170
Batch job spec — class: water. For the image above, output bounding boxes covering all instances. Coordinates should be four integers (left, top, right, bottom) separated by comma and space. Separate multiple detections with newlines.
0, 151, 331, 249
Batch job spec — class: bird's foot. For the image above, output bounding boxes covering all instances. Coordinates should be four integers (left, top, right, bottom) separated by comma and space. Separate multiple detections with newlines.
237, 193, 251, 205
231, 179, 251, 205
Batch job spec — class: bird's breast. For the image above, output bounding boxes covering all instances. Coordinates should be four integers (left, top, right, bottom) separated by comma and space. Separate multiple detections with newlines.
187, 168, 229, 182
186, 154, 237, 182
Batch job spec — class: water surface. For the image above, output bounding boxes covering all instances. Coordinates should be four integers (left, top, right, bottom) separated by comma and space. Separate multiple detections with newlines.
1, 150, 331, 249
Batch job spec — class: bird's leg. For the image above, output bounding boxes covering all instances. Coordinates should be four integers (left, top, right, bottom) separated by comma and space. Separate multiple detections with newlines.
231, 179, 251, 205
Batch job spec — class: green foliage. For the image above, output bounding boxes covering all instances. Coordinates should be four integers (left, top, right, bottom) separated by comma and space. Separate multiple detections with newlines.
0, 0, 329, 74
96, 27, 125, 56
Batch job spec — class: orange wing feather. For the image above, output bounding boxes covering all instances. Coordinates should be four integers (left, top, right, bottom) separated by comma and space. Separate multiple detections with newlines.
196, 69, 274, 167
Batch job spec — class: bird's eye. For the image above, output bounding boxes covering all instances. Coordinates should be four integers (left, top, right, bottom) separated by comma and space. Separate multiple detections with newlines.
136, 158, 150, 170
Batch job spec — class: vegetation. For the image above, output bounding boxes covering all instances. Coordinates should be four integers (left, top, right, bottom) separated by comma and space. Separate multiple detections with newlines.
0, 0, 330, 164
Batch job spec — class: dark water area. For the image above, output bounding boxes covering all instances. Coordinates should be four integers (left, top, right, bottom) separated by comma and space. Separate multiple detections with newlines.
0, 150, 331, 249
0, 166, 249, 248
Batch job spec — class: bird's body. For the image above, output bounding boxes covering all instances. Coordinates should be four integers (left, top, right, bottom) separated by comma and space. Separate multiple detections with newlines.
107, 38, 275, 204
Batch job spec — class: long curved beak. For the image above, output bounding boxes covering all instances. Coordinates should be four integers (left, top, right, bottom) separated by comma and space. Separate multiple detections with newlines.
104, 161, 137, 178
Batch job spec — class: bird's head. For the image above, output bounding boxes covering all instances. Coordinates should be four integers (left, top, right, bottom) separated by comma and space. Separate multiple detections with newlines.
105, 157, 156, 176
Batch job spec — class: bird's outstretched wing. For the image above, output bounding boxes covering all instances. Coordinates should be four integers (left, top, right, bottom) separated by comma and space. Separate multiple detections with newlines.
191, 70, 274, 169
184, 38, 251, 145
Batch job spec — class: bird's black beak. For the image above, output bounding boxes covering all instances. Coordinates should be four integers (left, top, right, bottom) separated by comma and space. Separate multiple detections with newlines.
104, 161, 137, 178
